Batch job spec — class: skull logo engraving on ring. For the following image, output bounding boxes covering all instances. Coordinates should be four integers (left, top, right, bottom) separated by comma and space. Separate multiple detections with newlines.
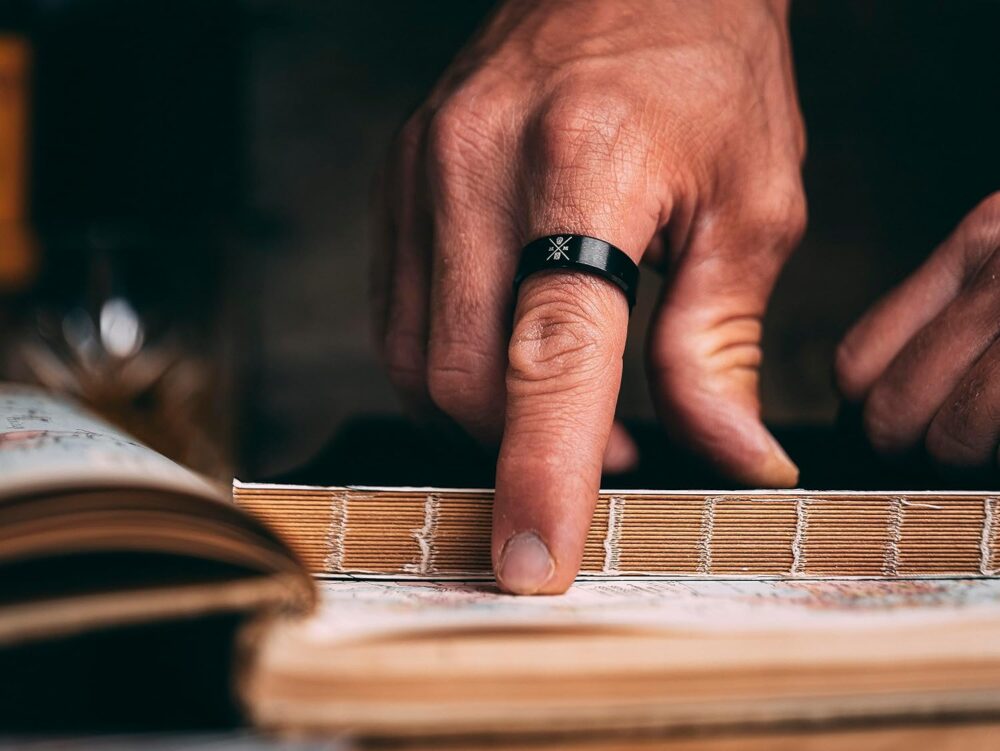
546, 235, 572, 261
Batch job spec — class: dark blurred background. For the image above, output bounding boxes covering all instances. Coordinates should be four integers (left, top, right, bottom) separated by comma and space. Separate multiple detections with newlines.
0, 0, 997, 480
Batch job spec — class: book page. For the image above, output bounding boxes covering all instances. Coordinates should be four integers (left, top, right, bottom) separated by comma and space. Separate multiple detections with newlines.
0, 383, 223, 502
301, 578, 1000, 645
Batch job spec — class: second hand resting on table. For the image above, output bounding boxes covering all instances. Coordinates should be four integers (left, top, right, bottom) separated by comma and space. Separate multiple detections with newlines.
370, 0, 1000, 594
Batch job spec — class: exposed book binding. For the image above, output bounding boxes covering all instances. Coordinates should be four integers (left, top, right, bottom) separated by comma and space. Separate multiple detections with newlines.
234, 482, 1000, 578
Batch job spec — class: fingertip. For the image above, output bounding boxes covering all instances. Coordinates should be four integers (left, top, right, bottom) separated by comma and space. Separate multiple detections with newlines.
496, 530, 556, 596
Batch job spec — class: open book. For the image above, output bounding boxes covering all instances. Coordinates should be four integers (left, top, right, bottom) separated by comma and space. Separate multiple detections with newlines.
5, 383, 1000, 741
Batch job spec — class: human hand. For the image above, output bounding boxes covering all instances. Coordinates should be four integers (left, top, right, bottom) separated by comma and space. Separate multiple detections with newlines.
372, 0, 806, 593
836, 193, 1000, 474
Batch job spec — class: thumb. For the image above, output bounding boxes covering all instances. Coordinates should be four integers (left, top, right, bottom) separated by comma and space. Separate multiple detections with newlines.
647, 198, 804, 488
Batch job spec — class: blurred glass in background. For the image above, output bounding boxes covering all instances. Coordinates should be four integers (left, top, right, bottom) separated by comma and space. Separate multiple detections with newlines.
0, 0, 239, 478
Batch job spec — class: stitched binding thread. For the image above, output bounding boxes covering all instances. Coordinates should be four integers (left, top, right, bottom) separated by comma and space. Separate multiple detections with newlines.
882, 496, 904, 576
403, 493, 441, 575
790, 497, 812, 576
324, 490, 350, 573
602, 495, 625, 575
698, 497, 720, 575
981, 497, 997, 576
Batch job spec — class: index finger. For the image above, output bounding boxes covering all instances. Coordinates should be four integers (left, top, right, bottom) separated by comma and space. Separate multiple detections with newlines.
493, 261, 635, 595
491, 95, 661, 595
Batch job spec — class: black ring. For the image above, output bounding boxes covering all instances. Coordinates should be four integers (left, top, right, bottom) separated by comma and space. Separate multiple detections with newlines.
514, 234, 639, 309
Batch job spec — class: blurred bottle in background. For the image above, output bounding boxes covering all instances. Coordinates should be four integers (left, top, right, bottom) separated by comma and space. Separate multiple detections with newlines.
0, 1, 241, 480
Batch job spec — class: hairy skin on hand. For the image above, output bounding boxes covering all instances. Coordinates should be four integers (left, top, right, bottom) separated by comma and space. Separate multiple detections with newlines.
372, 0, 806, 593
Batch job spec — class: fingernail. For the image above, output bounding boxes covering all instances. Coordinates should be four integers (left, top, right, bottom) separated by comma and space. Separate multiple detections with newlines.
497, 531, 555, 595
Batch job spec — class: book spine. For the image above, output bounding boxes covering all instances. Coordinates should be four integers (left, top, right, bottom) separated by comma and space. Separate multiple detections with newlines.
234, 489, 1000, 579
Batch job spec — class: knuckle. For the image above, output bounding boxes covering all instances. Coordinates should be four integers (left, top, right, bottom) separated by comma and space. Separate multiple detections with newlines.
925, 375, 996, 466
508, 281, 617, 389
533, 86, 647, 168
426, 105, 464, 158
965, 248, 1000, 298
741, 179, 807, 250
426, 97, 497, 168
425, 95, 507, 210
528, 87, 651, 231
862, 389, 911, 456
426, 340, 492, 416
925, 418, 980, 467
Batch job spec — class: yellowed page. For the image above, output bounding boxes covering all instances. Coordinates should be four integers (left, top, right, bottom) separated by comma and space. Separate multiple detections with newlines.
245, 578, 1000, 735
0, 383, 224, 502
294, 577, 1000, 645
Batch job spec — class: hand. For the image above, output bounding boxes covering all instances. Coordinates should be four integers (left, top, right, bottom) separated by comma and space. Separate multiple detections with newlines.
372, 0, 806, 593
836, 193, 1000, 473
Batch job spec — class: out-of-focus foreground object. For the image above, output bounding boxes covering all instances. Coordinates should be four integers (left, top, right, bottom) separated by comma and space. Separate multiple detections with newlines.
7, 383, 1000, 745
0, 382, 312, 730
0, 32, 36, 293
0, 1, 240, 480
246, 577, 1000, 738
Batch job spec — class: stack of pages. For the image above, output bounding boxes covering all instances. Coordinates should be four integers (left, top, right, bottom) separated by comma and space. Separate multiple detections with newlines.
6, 383, 1000, 744
233, 483, 1000, 578
247, 577, 1000, 737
